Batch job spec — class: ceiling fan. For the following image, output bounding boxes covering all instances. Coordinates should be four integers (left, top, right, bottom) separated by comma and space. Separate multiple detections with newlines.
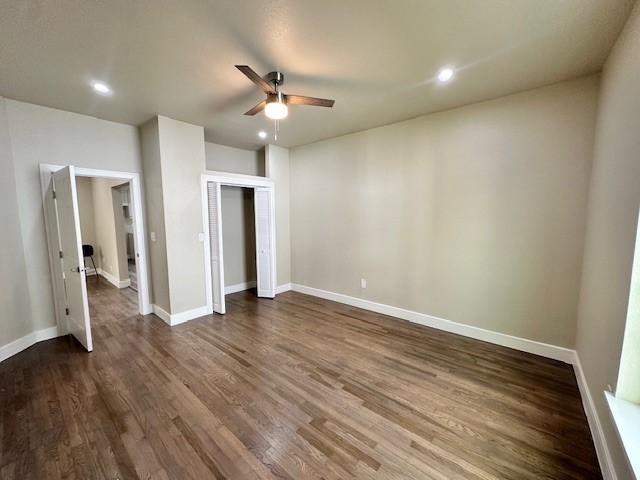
235, 65, 335, 120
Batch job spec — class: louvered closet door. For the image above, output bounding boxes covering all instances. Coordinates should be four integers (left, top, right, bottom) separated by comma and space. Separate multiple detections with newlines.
254, 188, 276, 298
207, 182, 226, 314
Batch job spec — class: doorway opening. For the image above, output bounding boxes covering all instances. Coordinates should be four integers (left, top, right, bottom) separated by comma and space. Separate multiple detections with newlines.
76, 176, 138, 312
201, 172, 277, 315
40, 165, 151, 352
220, 186, 257, 295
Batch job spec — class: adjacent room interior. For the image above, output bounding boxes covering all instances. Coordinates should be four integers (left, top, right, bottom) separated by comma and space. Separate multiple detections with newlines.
76, 177, 136, 290
1, 1, 639, 479
76, 175, 139, 323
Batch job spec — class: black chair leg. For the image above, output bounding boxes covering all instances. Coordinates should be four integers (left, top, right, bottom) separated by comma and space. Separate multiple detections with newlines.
90, 256, 98, 282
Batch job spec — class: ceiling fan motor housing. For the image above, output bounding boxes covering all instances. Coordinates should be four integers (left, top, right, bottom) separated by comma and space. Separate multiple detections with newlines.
264, 71, 284, 87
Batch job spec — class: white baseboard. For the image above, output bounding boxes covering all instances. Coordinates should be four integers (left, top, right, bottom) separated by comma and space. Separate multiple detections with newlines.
97, 268, 131, 289
276, 283, 292, 294
170, 305, 211, 325
152, 304, 171, 324
573, 354, 617, 480
224, 282, 291, 296
290, 283, 576, 364
225, 281, 257, 295
0, 326, 61, 364
152, 304, 212, 326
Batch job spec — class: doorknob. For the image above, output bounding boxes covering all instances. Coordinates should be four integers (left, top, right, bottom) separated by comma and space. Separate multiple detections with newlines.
71, 266, 86, 273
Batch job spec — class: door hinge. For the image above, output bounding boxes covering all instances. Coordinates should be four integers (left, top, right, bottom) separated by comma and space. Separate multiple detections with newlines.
52, 190, 57, 199
65, 307, 69, 315
59, 250, 63, 259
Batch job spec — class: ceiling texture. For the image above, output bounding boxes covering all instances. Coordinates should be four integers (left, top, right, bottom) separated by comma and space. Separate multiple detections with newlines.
0, 0, 635, 150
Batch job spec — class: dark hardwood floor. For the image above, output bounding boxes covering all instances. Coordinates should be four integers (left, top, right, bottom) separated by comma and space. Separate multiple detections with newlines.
0, 281, 601, 479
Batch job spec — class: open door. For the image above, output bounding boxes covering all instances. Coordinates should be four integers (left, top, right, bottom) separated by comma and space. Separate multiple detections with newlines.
207, 182, 226, 314
254, 187, 276, 298
43, 174, 68, 334
52, 166, 93, 351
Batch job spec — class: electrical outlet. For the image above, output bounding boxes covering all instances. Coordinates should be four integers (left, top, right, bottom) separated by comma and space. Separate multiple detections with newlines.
360, 278, 367, 289
150, 231, 157, 242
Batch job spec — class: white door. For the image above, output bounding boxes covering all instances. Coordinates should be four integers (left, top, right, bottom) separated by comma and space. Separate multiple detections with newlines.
43, 175, 68, 332
207, 182, 226, 314
254, 188, 276, 298
52, 166, 93, 351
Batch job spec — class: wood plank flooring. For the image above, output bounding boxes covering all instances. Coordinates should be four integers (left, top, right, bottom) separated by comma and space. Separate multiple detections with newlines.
0, 281, 601, 479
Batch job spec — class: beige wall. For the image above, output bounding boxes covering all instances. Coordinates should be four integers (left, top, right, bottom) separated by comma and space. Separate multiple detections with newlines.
75, 176, 97, 266
0, 97, 33, 347
205, 142, 264, 176
266, 144, 292, 287
140, 117, 170, 311
112, 184, 131, 281
140, 116, 208, 315
3, 99, 144, 337
91, 178, 129, 282
158, 116, 208, 314
575, 3, 640, 479
221, 186, 256, 287
290, 76, 599, 348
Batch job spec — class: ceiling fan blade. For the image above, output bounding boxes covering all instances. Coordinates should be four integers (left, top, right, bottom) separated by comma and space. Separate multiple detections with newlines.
285, 95, 335, 107
235, 65, 276, 94
244, 100, 267, 116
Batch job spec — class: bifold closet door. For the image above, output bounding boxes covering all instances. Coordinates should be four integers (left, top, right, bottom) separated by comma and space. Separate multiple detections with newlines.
207, 182, 226, 314
254, 187, 276, 298
52, 166, 93, 351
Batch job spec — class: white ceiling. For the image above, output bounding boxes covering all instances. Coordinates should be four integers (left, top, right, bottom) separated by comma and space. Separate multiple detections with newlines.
0, 0, 634, 150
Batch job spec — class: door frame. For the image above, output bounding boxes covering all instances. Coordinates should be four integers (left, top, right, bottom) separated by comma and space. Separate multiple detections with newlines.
40, 164, 152, 335
200, 171, 277, 314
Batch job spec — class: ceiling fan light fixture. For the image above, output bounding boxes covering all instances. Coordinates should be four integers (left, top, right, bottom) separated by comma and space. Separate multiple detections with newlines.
236, 66, 334, 118
265, 92, 288, 120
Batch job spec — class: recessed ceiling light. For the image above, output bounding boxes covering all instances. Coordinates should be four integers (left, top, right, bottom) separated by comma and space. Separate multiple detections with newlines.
258, 131, 267, 139
91, 81, 112, 95
437, 68, 454, 83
